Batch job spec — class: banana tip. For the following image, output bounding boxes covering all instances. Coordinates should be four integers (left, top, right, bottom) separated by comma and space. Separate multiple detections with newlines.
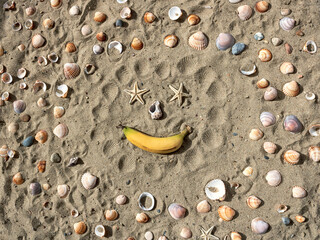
186, 125, 192, 133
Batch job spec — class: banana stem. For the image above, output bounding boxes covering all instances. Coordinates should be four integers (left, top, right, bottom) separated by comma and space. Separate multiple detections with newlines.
116, 124, 125, 129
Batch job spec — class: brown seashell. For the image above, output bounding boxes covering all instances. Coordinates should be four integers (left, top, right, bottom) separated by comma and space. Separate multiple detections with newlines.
264, 87, 278, 101
230, 232, 242, 240
120, 7, 131, 19
74, 221, 87, 235
247, 195, 262, 209
1, 73, 12, 84
255, 1, 269, 13
283, 150, 300, 164
94, 12, 106, 23
26, 6, 36, 16
35, 130, 48, 144
257, 78, 269, 89
188, 31, 208, 50
37, 97, 47, 107
263, 142, 277, 154
196, 200, 211, 213
50, 0, 62, 8
136, 212, 149, 223
218, 205, 235, 221
8, 122, 19, 133
54, 106, 65, 118
295, 215, 306, 223
280, 62, 294, 74
242, 166, 253, 176
53, 123, 69, 138
180, 227, 192, 239
37, 160, 46, 173
283, 81, 299, 97
131, 38, 143, 50
292, 186, 307, 198
64, 63, 80, 79
0, 45, 4, 56
18, 44, 25, 52
249, 129, 263, 141
168, 203, 187, 220
144, 12, 156, 23
105, 210, 118, 221
277, 204, 288, 213
296, 29, 304, 36
188, 14, 200, 25
65, 42, 76, 53
43, 18, 55, 29
309, 146, 320, 162
284, 43, 293, 54
237, 5, 253, 21
96, 32, 107, 42
20, 114, 30, 122
164, 35, 178, 48
32, 34, 46, 48
258, 49, 272, 62
13, 172, 24, 185
3, 1, 15, 10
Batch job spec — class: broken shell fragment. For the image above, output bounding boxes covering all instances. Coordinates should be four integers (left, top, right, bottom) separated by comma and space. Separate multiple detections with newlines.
277, 204, 288, 213
74, 221, 87, 235
2, 92, 10, 101
25, 19, 34, 30
168, 203, 187, 220
242, 166, 253, 176
19, 82, 27, 89
240, 64, 256, 76
138, 192, 155, 211
57, 184, 70, 198
108, 41, 123, 54
1, 73, 13, 84
272, 38, 283, 46
37, 160, 46, 173
56, 84, 68, 98
38, 56, 48, 66
305, 92, 315, 101
303, 40, 317, 54
81, 172, 97, 189
71, 209, 79, 217
295, 215, 306, 223
105, 210, 118, 221
67, 157, 79, 167
84, 64, 95, 75
48, 52, 59, 63
205, 179, 226, 201
196, 200, 211, 213
12, 22, 22, 31
309, 124, 320, 137
265, 170, 282, 187
53, 123, 69, 138
189, 31, 208, 50
17, 68, 27, 79
149, 101, 162, 120
95, 225, 106, 238
33, 80, 47, 93
120, 7, 131, 19
292, 186, 307, 198
218, 205, 236, 221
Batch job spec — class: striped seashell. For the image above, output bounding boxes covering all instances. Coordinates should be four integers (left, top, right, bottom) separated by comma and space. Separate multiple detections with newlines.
81, 172, 97, 189
189, 31, 208, 50
251, 218, 269, 234
258, 49, 272, 62
57, 184, 69, 198
260, 112, 276, 127
265, 170, 281, 187
230, 232, 242, 240
187, 14, 200, 25
247, 195, 262, 209
292, 186, 307, 198
216, 33, 235, 50
280, 62, 294, 74
50, 0, 62, 8
53, 123, 69, 138
131, 38, 143, 50
218, 205, 235, 221
283, 150, 300, 164
308, 146, 320, 162
105, 209, 118, 221
237, 5, 253, 21
283, 81, 299, 97
264, 87, 278, 101
136, 212, 149, 223
257, 78, 269, 89
164, 35, 178, 48
29, 182, 41, 195
283, 115, 303, 133
64, 63, 80, 79
295, 215, 306, 223
144, 12, 156, 23
65, 42, 76, 53
280, 17, 295, 31
32, 34, 46, 48
255, 1, 269, 13
13, 172, 24, 185
249, 128, 263, 140
94, 12, 106, 22
168, 203, 186, 220
263, 142, 277, 154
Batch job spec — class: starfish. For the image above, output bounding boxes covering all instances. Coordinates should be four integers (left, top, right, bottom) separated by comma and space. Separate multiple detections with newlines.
124, 82, 149, 105
169, 83, 190, 107
199, 226, 220, 240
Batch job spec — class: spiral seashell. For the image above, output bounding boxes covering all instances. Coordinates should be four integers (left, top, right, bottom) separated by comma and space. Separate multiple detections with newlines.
120, 7, 131, 19
258, 49, 272, 62
205, 179, 226, 201
196, 200, 211, 213
283, 81, 299, 97
12, 22, 22, 31
53, 123, 69, 138
54, 106, 65, 118
237, 5, 253, 21
38, 56, 48, 66
8, 122, 19, 133
189, 31, 208, 50
168, 203, 187, 220
295, 215, 306, 223
242, 166, 253, 176
257, 78, 269, 89
17, 68, 27, 79
116, 194, 127, 205
32, 34, 46, 48
164, 35, 178, 48
280, 17, 295, 31
25, 19, 34, 30
74, 221, 87, 235
292, 186, 307, 198
35, 130, 48, 144
168, 6, 182, 20
57, 184, 69, 198
284, 150, 300, 165
26, 6, 36, 16
263, 142, 277, 154
216, 33, 235, 50
84, 64, 95, 75
180, 227, 192, 239
37, 160, 46, 173
230, 232, 242, 240
1, 72, 13, 84
264, 87, 277, 101
64, 63, 80, 79
13, 100, 26, 114
50, 0, 62, 8
131, 38, 143, 50
260, 112, 276, 127
249, 128, 263, 140
69, 5, 80, 16
255, 1, 269, 13
265, 170, 281, 187
309, 124, 320, 137
95, 225, 105, 238
136, 212, 149, 223
65, 42, 76, 53
81, 25, 92, 36
280, 62, 294, 74
30, 182, 42, 196
43, 18, 54, 29
13, 172, 24, 185
94, 12, 106, 22
218, 205, 235, 221
188, 14, 200, 25
96, 32, 107, 42
56, 84, 68, 98
81, 172, 97, 189
303, 40, 317, 54
277, 204, 288, 213
309, 146, 320, 162
247, 195, 262, 209
144, 12, 156, 23
48, 52, 59, 63
283, 115, 303, 134
251, 218, 269, 234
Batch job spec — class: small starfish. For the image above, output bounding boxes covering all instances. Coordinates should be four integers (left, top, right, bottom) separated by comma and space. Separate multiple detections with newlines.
200, 226, 220, 240
169, 83, 190, 107
124, 82, 149, 105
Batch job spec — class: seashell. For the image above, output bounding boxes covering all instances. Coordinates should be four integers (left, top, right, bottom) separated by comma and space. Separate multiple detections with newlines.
17, 68, 27, 79
254, 32, 264, 41
69, 5, 80, 16
43, 185, 51, 192
0, 145, 8, 160
12, 22, 22, 31
54, 106, 65, 118
303, 40, 317, 54
240, 64, 256, 76
93, 44, 104, 54
53, 123, 69, 138
65, 42, 76, 53
216, 33, 235, 50
2, 92, 10, 101
232, 42, 246, 55
13, 100, 26, 114
247, 195, 262, 209
42, 18, 54, 30
8, 150, 16, 159
116, 195, 127, 205
50, 153, 61, 163
292, 186, 307, 198
189, 31, 208, 50
56, 84, 68, 98
81, 172, 97, 189
237, 5, 253, 21
3, 1, 15, 10
37, 97, 47, 107
74, 221, 87, 235
81, 25, 92, 36
168, 203, 187, 220
32, 34, 46, 48
0, 46, 3, 56
25, 19, 34, 30
8, 122, 19, 133
96, 32, 107, 42
283, 81, 299, 97
265, 170, 282, 187
57, 184, 69, 198
33, 80, 47, 93
280, 17, 295, 31
71, 209, 79, 217
251, 218, 269, 234
283, 217, 291, 225
95, 225, 105, 238
19, 83, 26, 90
309, 124, 320, 136
164, 35, 178, 48
105, 210, 118, 221
258, 49, 272, 62
281, 8, 291, 16
188, 14, 200, 25
22, 136, 34, 147
305, 92, 316, 101
38, 56, 48, 66
145, 231, 154, 240
35, 130, 48, 144
149, 101, 162, 120
264, 87, 277, 101
283, 115, 303, 134
37, 160, 46, 173
108, 41, 123, 54
0, 64, 5, 74
26, 6, 36, 16
284, 43, 293, 54
120, 7, 131, 19
309, 146, 320, 162
180, 227, 192, 239
197, 200, 211, 213
144, 12, 156, 23
64, 63, 80, 79
1, 73, 13, 84
138, 192, 155, 211
263, 142, 277, 154
158, 237, 167, 240
283, 150, 300, 165
47, 53, 58, 63
257, 78, 269, 89
30, 182, 41, 195
242, 166, 253, 176
295, 215, 306, 223
218, 205, 235, 221
229, 0, 242, 3
168, 6, 182, 20
205, 179, 226, 201
20, 114, 30, 122
94, 12, 106, 23
84, 64, 95, 75
13, 172, 24, 185
230, 232, 242, 240
249, 129, 263, 140
272, 37, 283, 46
67, 157, 79, 167
277, 204, 288, 213
50, 0, 62, 8
260, 112, 276, 127
131, 38, 143, 50
255, 1, 269, 13
136, 212, 149, 223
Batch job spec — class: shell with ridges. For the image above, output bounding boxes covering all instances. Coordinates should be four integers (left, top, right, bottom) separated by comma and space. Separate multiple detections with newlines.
12, 22, 22, 31
57, 184, 69, 198
105, 209, 118, 221
35, 130, 48, 144
251, 218, 269, 234
283, 150, 300, 164
283, 81, 299, 97
0, 145, 8, 158
264, 87, 277, 101
249, 129, 263, 140
74, 221, 87, 235
81, 172, 97, 189
136, 212, 149, 223
280, 17, 295, 31
309, 146, 320, 162
205, 179, 226, 201
188, 14, 200, 25
255, 1, 269, 13
144, 12, 156, 23
283, 115, 303, 134
65, 42, 76, 53
265, 170, 281, 186
218, 205, 235, 221
231, 232, 242, 240
2, 92, 10, 101
258, 49, 272, 62
32, 34, 46, 48
216, 33, 235, 50
189, 31, 208, 50
64, 63, 80, 79
164, 35, 178, 48
247, 195, 262, 209
237, 5, 253, 21
180, 227, 192, 239
53, 123, 69, 138
257, 78, 269, 89
263, 142, 277, 154
13, 172, 24, 185
131, 38, 143, 50
94, 12, 106, 23
260, 112, 276, 127
292, 186, 307, 198
196, 200, 211, 213
29, 182, 42, 195
280, 62, 294, 74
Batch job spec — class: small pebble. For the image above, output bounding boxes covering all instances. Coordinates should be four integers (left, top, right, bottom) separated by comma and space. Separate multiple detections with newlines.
281, 9, 291, 16
272, 37, 283, 46
296, 29, 304, 36
264, 156, 269, 160
22, 136, 34, 147
232, 133, 238, 136
284, 43, 293, 54
20, 114, 31, 122
254, 32, 264, 41
126, 180, 131, 185
231, 43, 246, 55
115, 19, 123, 27
50, 153, 61, 163
282, 217, 291, 225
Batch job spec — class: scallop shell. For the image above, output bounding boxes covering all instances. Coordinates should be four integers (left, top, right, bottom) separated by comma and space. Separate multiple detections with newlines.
64, 63, 80, 79
292, 186, 307, 198
164, 35, 178, 48
1, 73, 13, 84
108, 41, 123, 54
95, 225, 105, 238
12, 22, 22, 31
237, 5, 253, 21
230, 232, 242, 240
25, 19, 34, 30
13, 172, 24, 185
242, 166, 253, 176
48, 52, 59, 63
81, 25, 92, 36
283, 115, 303, 134
260, 112, 276, 127
264, 87, 278, 101
255, 1, 269, 13
35, 130, 48, 144
263, 142, 277, 154
32, 34, 46, 48
94, 12, 106, 22
74, 221, 87, 235
144, 12, 156, 23
280, 62, 295, 74
258, 49, 272, 62
54, 106, 65, 118
38, 56, 48, 66
180, 227, 192, 239
43, 18, 54, 29
251, 218, 269, 234
295, 215, 306, 223
277, 204, 288, 213
303, 40, 317, 54
120, 7, 131, 19
247, 195, 262, 209
218, 205, 235, 221
189, 31, 208, 50
265, 170, 282, 187
216, 33, 235, 50
81, 172, 97, 189
116, 195, 127, 205
249, 129, 263, 140
168, 203, 187, 220
30, 182, 42, 196
96, 32, 107, 42
33, 80, 47, 93
283, 81, 299, 97
26, 6, 36, 16
280, 17, 295, 31
309, 124, 320, 136
17, 68, 27, 79
136, 212, 149, 223
13, 100, 26, 114
188, 14, 200, 25
168, 6, 182, 20
196, 200, 211, 213
138, 192, 155, 211
56, 84, 68, 98
65, 42, 76, 53
284, 150, 300, 164
57, 184, 69, 198
131, 38, 143, 50
309, 146, 320, 162
205, 179, 226, 201
69, 5, 80, 16
257, 78, 269, 89
84, 64, 96, 75
53, 123, 69, 138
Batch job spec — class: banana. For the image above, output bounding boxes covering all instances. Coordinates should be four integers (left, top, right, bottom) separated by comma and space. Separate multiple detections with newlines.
119, 125, 191, 154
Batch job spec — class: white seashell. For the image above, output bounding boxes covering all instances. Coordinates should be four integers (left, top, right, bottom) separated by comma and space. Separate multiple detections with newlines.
292, 186, 307, 198
229, 0, 242, 3
32, 34, 46, 48
260, 112, 276, 127
188, 31, 208, 50
120, 7, 131, 19
196, 200, 211, 213
17, 68, 27, 79
168, 6, 182, 20
71, 209, 79, 217
69, 5, 80, 16
56, 84, 68, 98
57, 184, 70, 198
149, 101, 162, 120
48, 52, 59, 63
280, 17, 295, 31
242, 166, 253, 176
180, 227, 192, 239
309, 146, 320, 162
95, 225, 105, 238
237, 5, 253, 21
249, 128, 263, 140
251, 217, 269, 234
33, 80, 47, 93
240, 64, 256, 76
115, 195, 127, 205
81, 25, 92, 36
205, 179, 226, 201
12, 22, 22, 31
81, 172, 97, 189
138, 192, 155, 211
2, 92, 10, 101
305, 92, 316, 101
53, 123, 69, 138
37, 97, 47, 107
145, 231, 154, 240
309, 124, 320, 137
265, 170, 281, 187
20, 82, 27, 89
93, 44, 104, 54
247, 195, 262, 209
108, 41, 123, 54
18, 44, 25, 52
1, 73, 13, 84
117, 0, 127, 3
38, 56, 48, 66
263, 142, 277, 154
303, 41, 317, 54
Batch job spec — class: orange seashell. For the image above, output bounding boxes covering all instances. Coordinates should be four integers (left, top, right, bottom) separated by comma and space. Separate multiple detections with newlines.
280, 62, 294, 74
257, 78, 269, 88
255, 1, 269, 13
65, 42, 76, 53
196, 200, 211, 213
283, 81, 299, 97
242, 166, 253, 176
249, 128, 263, 141
43, 18, 54, 29
136, 212, 149, 223
54, 106, 65, 118
35, 130, 48, 144
144, 12, 156, 23
218, 205, 235, 221
187, 14, 200, 25
188, 31, 208, 50
295, 215, 306, 223
13, 172, 24, 185
131, 38, 143, 50
105, 210, 118, 221
263, 142, 277, 154
64, 63, 80, 79
94, 12, 106, 23
309, 146, 320, 162
37, 160, 46, 173
96, 32, 107, 42
50, 0, 62, 8
164, 35, 178, 48
258, 49, 272, 62
230, 232, 242, 240
246, 195, 262, 209
74, 221, 87, 235
168, 203, 187, 220
284, 150, 300, 164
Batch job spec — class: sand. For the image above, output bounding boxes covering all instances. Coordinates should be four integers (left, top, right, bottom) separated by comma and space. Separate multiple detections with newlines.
1, 0, 320, 239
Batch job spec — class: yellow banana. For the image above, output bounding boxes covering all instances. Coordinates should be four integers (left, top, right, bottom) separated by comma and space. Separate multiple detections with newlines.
119, 125, 191, 154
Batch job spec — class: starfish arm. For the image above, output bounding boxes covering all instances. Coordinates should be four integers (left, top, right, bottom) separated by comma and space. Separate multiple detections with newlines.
136, 95, 145, 104
178, 96, 183, 106
170, 95, 178, 102
137, 89, 149, 95
169, 85, 178, 94
129, 95, 136, 104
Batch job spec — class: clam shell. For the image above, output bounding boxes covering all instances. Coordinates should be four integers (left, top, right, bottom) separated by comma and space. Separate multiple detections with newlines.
216, 33, 235, 50
277, 204, 288, 213
12, 22, 22, 31
64, 63, 80, 79
48, 52, 59, 62
281, 8, 291, 16
26, 6, 36, 16
17, 68, 27, 79
237, 5, 253, 21
20, 114, 30, 122
95, 225, 105, 238
180, 227, 192, 239
164, 35, 178, 48
263, 142, 277, 154
138, 192, 155, 211
38, 56, 48, 66
196, 200, 211, 213
1, 73, 13, 84
93, 44, 104, 54
218, 205, 235, 221
283, 81, 299, 97
116, 195, 127, 205
295, 215, 306, 223
230, 232, 242, 240
131, 38, 143, 50
145, 231, 154, 240
96, 32, 107, 42
258, 49, 272, 62
81, 25, 92, 36
309, 124, 320, 136
280, 17, 295, 31
53, 123, 69, 138
84, 64, 95, 75
65, 42, 76, 53
43, 18, 54, 29
189, 31, 208, 50
247, 195, 262, 209
242, 166, 253, 176
25, 19, 34, 30
30, 182, 42, 195
8, 122, 19, 133
260, 112, 276, 127
33, 80, 47, 93
50, 0, 62, 8
54, 106, 65, 118
71, 209, 79, 217
13, 172, 24, 185
205, 179, 226, 201
255, 1, 269, 12
94, 12, 106, 22
240, 64, 256, 76
81, 172, 97, 189
251, 217, 269, 234
264, 87, 277, 101
303, 40, 317, 54
120, 7, 131, 19
144, 12, 156, 23
32, 34, 46, 48
292, 186, 307, 198
108, 41, 123, 54
136, 212, 149, 223
249, 128, 263, 140
188, 14, 200, 25
57, 184, 69, 198
309, 146, 320, 162
283, 150, 300, 164
37, 97, 46, 107
69, 5, 80, 16
56, 84, 68, 98
35, 130, 48, 144
13, 100, 26, 114
74, 221, 87, 235
168, 203, 187, 220
265, 170, 282, 187
257, 78, 269, 89
283, 115, 303, 134
168, 6, 182, 20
